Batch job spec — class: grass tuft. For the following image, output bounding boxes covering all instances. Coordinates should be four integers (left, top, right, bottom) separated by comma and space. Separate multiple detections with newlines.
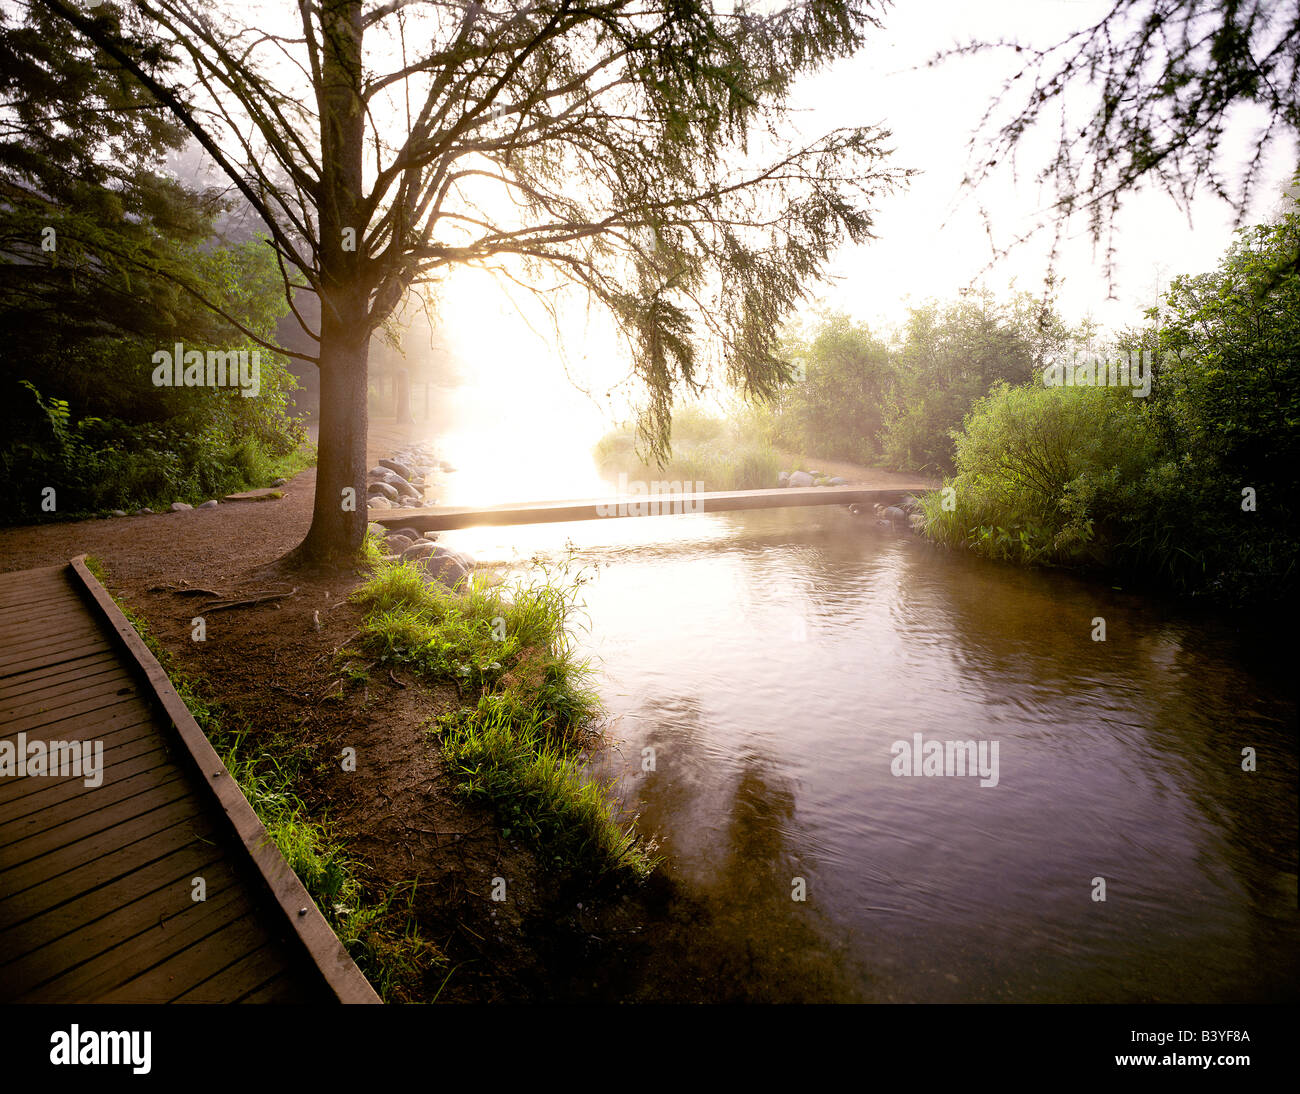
352, 551, 655, 879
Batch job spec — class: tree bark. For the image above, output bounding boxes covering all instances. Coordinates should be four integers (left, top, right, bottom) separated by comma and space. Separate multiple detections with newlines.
299, 317, 369, 562
296, 0, 368, 564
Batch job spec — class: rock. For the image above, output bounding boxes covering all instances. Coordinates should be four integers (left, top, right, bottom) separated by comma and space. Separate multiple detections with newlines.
367, 480, 399, 501
385, 534, 414, 555
401, 541, 439, 562
368, 467, 398, 482
393, 527, 424, 542
111, 509, 126, 517
367, 522, 388, 538
827, 476, 847, 486
876, 504, 906, 522
170, 501, 192, 512
417, 552, 468, 589
379, 458, 414, 480
134, 508, 153, 516
909, 513, 926, 531
437, 546, 475, 570
778, 471, 790, 487
390, 474, 421, 497
787, 470, 815, 488
198, 500, 219, 509
368, 496, 392, 509
270, 477, 287, 487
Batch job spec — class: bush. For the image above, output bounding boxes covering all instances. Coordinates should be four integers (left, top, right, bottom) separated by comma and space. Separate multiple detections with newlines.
922, 383, 1162, 566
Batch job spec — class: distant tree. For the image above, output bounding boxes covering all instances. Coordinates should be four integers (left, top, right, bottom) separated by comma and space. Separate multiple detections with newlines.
37, 0, 906, 562
878, 290, 1072, 474
777, 314, 893, 465
0, 1, 302, 518
948, 0, 1300, 282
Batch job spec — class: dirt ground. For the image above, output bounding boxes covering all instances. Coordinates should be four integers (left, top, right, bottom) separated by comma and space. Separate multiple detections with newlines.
0, 419, 906, 1002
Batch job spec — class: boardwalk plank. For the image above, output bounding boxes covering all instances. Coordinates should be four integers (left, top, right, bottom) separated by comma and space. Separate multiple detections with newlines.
9, 882, 250, 1002
0, 841, 228, 960
0, 774, 192, 868
0, 814, 217, 930
0, 659, 129, 703
0, 796, 206, 899
0, 742, 172, 825
172, 941, 290, 1003
95, 913, 280, 1003
0, 763, 185, 848
0, 719, 159, 806
3, 692, 150, 737
1, 675, 138, 721
0, 561, 376, 1004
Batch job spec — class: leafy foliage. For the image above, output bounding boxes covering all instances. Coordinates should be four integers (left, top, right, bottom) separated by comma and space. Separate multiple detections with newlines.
0, 1, 307, 520
926, 209, 1299, 603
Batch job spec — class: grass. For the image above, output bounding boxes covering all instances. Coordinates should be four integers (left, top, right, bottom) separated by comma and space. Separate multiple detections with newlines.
352, 536, 655, 879
85, 555, 441, 1002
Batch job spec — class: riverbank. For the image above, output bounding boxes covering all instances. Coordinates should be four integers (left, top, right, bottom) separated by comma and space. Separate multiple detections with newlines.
0, 418, 840, 1001
2, 419, 651, 1000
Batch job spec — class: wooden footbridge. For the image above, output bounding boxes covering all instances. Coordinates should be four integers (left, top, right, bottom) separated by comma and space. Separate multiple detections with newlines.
371, 483, 928, 533
0, 558, 378, 1003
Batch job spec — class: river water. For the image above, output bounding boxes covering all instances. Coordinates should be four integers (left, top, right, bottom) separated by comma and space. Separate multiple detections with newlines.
436, 485, 1298, 1002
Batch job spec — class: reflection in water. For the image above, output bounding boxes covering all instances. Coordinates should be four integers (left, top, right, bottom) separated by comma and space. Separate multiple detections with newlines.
440, 503, 1298, 1002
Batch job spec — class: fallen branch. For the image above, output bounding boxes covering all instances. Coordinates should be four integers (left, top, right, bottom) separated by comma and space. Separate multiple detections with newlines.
203, 586, 299, 612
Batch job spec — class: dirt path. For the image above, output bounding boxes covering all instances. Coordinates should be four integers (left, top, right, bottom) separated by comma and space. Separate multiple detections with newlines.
774, 450, 941, 491
0, 417, 433, 584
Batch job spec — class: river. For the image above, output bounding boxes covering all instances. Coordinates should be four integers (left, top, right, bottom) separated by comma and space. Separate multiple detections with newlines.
429, 456, 1298, 1002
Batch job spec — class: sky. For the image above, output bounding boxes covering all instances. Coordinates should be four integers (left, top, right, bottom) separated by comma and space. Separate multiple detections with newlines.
158, 0, 1298, 461
428, 0, 1297, 449
796, 0, 1297, 336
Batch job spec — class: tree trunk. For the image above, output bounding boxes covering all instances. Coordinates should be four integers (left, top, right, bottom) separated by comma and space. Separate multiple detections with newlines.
295, 0, 368, 565
395, 368, 414, 424
299, 324, 369, 563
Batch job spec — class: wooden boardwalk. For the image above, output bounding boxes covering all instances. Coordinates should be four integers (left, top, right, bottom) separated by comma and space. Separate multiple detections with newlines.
0, 560, 378, 1003
373, 483, 928, 533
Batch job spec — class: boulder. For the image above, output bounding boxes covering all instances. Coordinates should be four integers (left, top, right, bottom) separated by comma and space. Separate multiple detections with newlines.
385, 534, 414, 555
198, 500, 219, 509
787, 470, 815, 488
393, 527, 425, 542
134, 508, 153, 516
270, 477, 287, 487
379, 458, 414, 480
367, 480, 399, 501
170, 501, 192, 512
369, 496, 392, 509
827, 476, 847, 486
111, 509, 127, 517
778, 471, 790, 487
401, 541, 439, 562
366, 522, 388, 538
417, 551, 468, 589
